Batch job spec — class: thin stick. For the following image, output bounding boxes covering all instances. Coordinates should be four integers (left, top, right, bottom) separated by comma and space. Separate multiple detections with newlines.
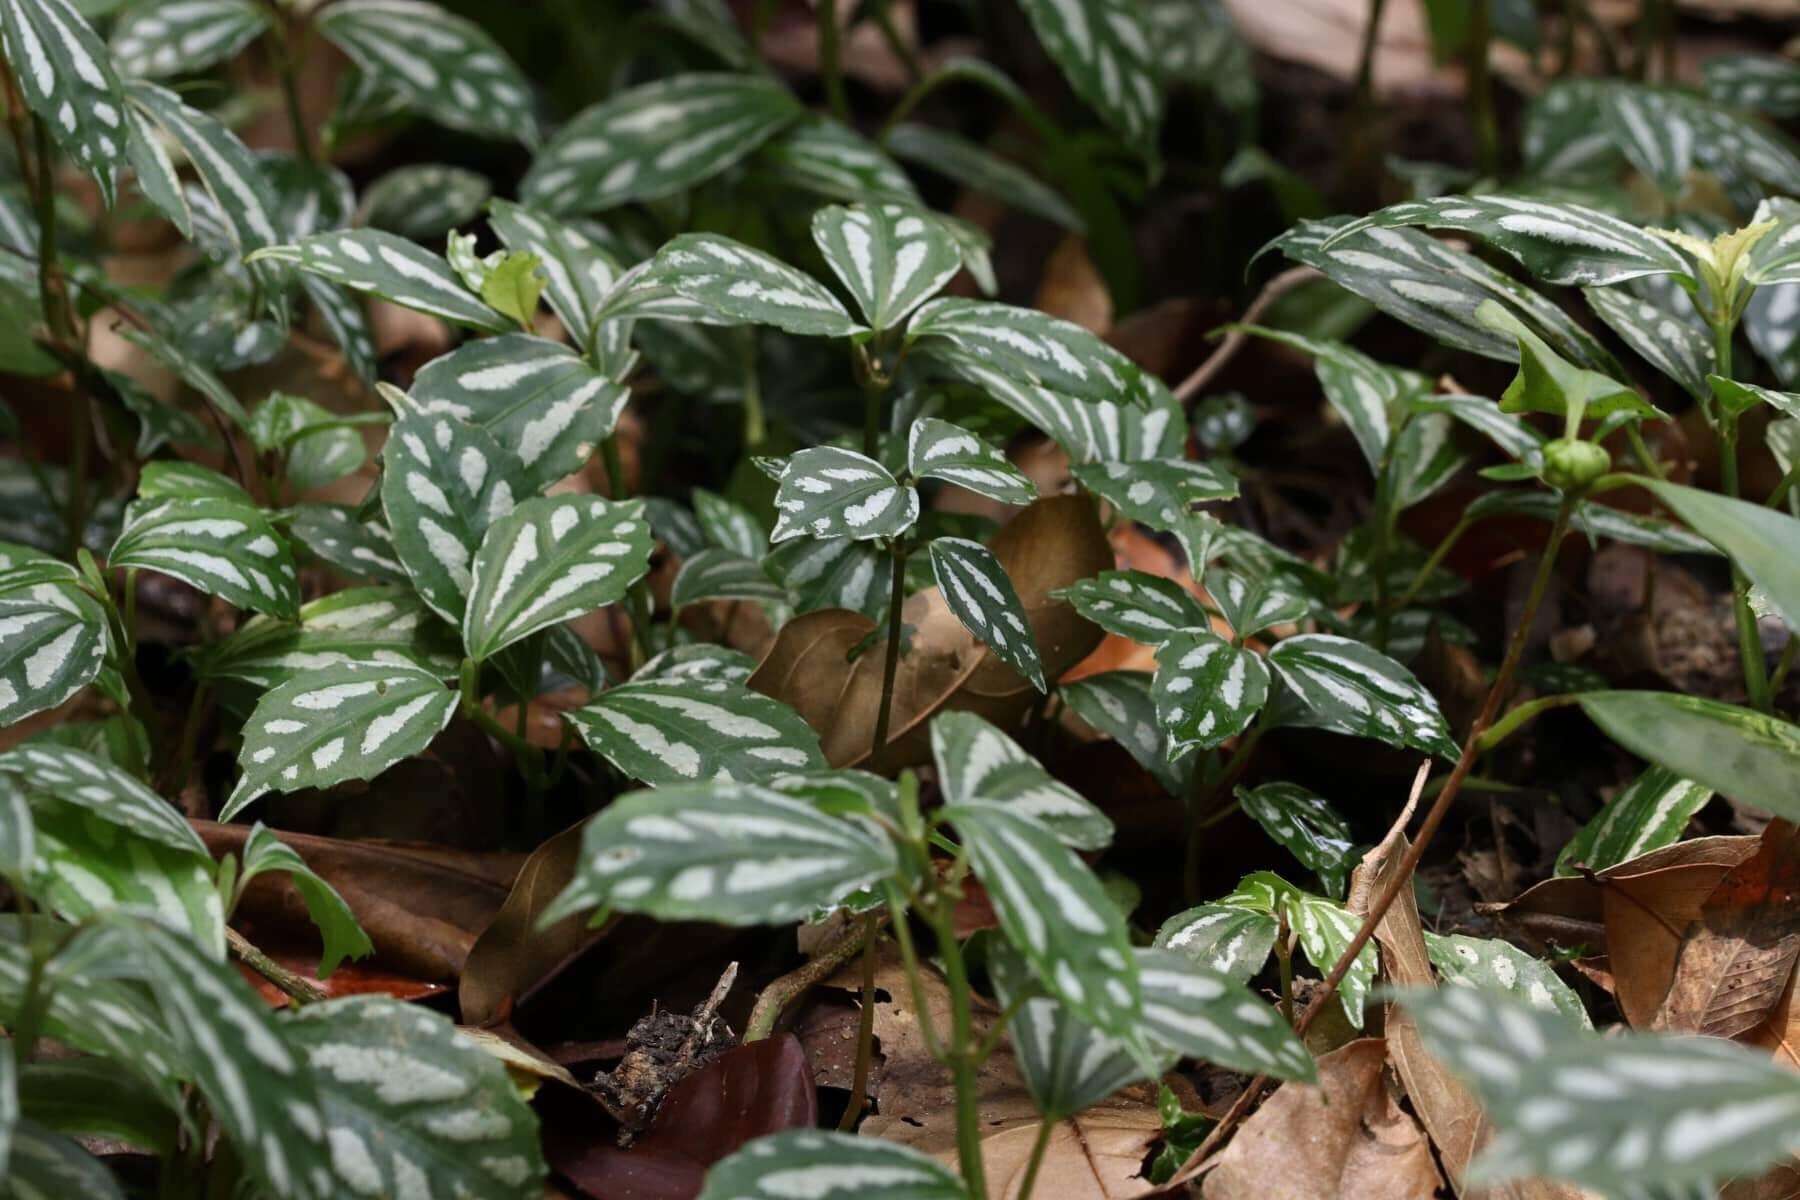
838, 916, 882, 1130
1173, 267, 1320, 406
743, 917, 879, 1041
227, 927, 327, 1006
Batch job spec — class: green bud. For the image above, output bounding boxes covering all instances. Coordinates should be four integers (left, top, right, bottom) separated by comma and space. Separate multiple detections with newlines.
1540, 438, 1610, 493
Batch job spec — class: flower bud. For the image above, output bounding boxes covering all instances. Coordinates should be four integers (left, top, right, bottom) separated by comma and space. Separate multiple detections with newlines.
1540, 438, 1610, 493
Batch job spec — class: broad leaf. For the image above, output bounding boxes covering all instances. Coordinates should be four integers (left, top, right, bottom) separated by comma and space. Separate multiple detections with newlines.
1638, 477, 1800, 635
254, 229, 511, 332
125, 80, 279, 262
236, 823, 372, 977
698, 1131, 963, 1200
520, 72, 801, 216
461, 495, 653, 661
197, 586, 459, 689
764, 536, 888, 621
0, 777, 30, 878
110, 0, 268, 77
1579, 692, 1800, 824
885, 121, 1084, 232
943, 798, 1139, 1035
1056, 569, 1208, 646
600, 233, 862, 338
284, 995, 544, 1197
1136, 947, 1315, 1081
544, 781, 896, 926
487, 200, 629, 368
1060, 671, 1191, 796
757, 117, 921, 206
5, 1120, 124, 1200
1205, 567, 1307, 640
299, 276, 379, 384
288, 503, 409, 587
0, 0, 128, 201
931, 712, 1110, 850
1151, 629, 1269, 757
692, 487, 766, 557
1266, 634, 1458, 758
1235, 327, 1402, 471
0, 590, 105, 725
908, 298, 1164, 408
1705, 54, 1800, 117
109, 495, 299, 620
13, 1057, 177, 1157
810, 203, 961, 331
1466, 489, 1718, 556
905, 417, 1035, 506
1389, 411, 1468, 510
0, 745, 201, 854
1153, 903, 1279, 984
223, 662, 458, 819
1071, 458, 1238, 538
1556, 765, 1713, 875
1236, 782, 1356, 898
1584, 283, 1713, 399
928, 538, 1045, 692
566, 677, 823, 785
632, 643, 756, 685
1481, 301, 1661, 426
316, 0, 538, 145
1422, 933, 1589, 1027
247, 394, 369, 493
671, 547, 786, 608
359, 162, 491, 239
770, 447, 918, 543
1224, 872, 1377, 1027
1016, 0, 1162, 158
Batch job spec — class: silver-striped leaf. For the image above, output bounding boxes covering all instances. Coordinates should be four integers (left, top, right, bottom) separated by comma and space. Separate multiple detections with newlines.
1055, 569, 1208, 647
109, 495, 299, 620
284, 995, 544, 1197
1388, 411, 1467, 511
1224, 872, 1377, 1027
487, 200, 630, 369
299, 275, 379, 385
378, 409, 525, 626
315, 0, 538, 145
1266, 634, 1458, 758
697, 1131, 963, 1200
246, 393, 370, 493
632, 644, 756, 685
809, 203, 961, 331
196, 586, 460, 690
905, 417, 1035, 506
1422, 933, 1589, 1028
0, 0, 129, 202
222, 662, 458, 819
1151, 629, 1270, 758
0, 590, 105, 725
1153, 903, 1278, 984
943, 798, 1140, 1036
769, 446, 918, 543
359, 163, 491, 239
1136, 947, 1315, 1081
1235, 782, 1356, 898
1016, 0, 1162, 159
237, 823, 371, 977
1555, 764, 1714, 875
543, 781, 897, 927
125, 80, 280, 262
461, 494, 653, 662
1061, 670, 1191, 796
1235, 326, 1403, 471
927, 537, 1045, 692
599, 233, 863, 338
1204, 566, 1307, 640
1465, 489, 1717, 557
520, 72, 800, 216
0, 776, 30, 878
564, 677, 823, 786
670, 547, 785, 609
110, 0, 268, 78
1070, 457, 1238, 535
1705, 54, 1800, 117
253, 229, 511, 332
0, 744, 202, 854
289, 503, 409, 587
692, 487, 766, 557
908, 297, 1163, 408
1583, 282, 1714, 400
756, 117, 921, 206
931, 711, 1110, 850
763, 536, 888, 621
4, 1120, 124, 1200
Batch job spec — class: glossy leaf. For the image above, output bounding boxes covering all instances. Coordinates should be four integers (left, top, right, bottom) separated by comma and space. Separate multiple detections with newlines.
1422, 933, 1589, 1027
0, 590, 105, 726
288, 503, 409, 587
0, 0, 128, 202
1705, 54, 1800, 117
1584, 283, 1713, 399
1266, 634, 1458, 758
764, 536, 888, 621
1204, 566, 1307, 640
600, 233, 862, 338
1556, 764, 1713, 875
223, 662, 458, 819
236, 823, 372, 978
298, 275, 379, 384
671, 547, 785, 608
359, 163, 490, 238
928, 538, 1045, 692
931, 712, 1110, 850
905, 417, 1035, 506
810, 203, 961, 331
0, 777, 30, 878
4, 1120, 124, 1200
1236, 326, 1401, 470
247, 393, 369, 493
1136, 947, 1315, 1081
1639, 477, 1800, 635
1072, 458, 1237, 535
1225, 872, 1377, 1027
1579, 692, 1800, 823
487, 200, 629, 368
108, 495, 298, 620
1056, 569, 1208, 647
110, 0, 267, 78
1152, 629, 1269, 757
757, 117, 920, 206
1016, 0, 1161, 158
633, 643, 756, 685
769, 446, 918, 543
1236, 782, 1356, 898
0, 744, 200, 854
909, 297, 1163, 408
692, 487, 766, 557
697, 1131, 963, 1200
197, 586, 459, 690
125, 80, 279, 262
254, 229, 511, 332
1466, 489, 1717, 556
1153, 903, 1279, 984
567, 676, 823, 785
1061, 671, 1191, 796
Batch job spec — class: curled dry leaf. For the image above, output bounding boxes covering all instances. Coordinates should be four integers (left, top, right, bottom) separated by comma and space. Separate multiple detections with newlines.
750, 495, 1112, 768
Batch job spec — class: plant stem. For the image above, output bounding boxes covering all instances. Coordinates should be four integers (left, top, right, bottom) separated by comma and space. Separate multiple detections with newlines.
923, 897, 987, 1199
1467, 0, 1499, 178
744, 914, 877, 1041
1274, 909, 1295, 1028
883, 883, 945, 1059
601, 433, 652, 670
738, 328, 765, 450
1183, 722, 1263, 902
459, 658, 546, 781
1016, 1120, 1055, 1200
817, 0, 849, 122
837, 914, 881, 1131
1395, 514, 1472, 614
226, 927, 325, 1005
1719, 408, 1772, 710
270, 16, 314, 164
870, 540, 909, 761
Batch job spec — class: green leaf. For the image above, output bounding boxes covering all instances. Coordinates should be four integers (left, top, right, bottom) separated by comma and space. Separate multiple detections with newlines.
4, 1120, 124, 1200
1638, 477, 1800, 634
1061, 671, 1191, 796
1584, 283, 1714, 399
769, 446, 918, 544
928, 538, 1045, 693
1422, 932, 1590, 1027
1480, 301, 1661, 426
1578, 691, 1800, 824
632, 643, 756, 685
1071, 458, 1238, 539
756, 117, 921, 206
299, 275, 379, 384
693, 488, 766, 557
764, 536, 888, 621
0, 744, 202, 854
1056, 569, 1209, 647
1236, 782, 1356, 898
223, 662, 458, 819
1234, 326, 1405, 472
237, 823, 372, 978
361, 163, 491, 240
1466, 489, 1718, 556
315, 0, 538, 145
16, 1058, 176, 1156
1705, 53, 1800, 117
0, 0, 129, 203
565, 676, 823, 786
124, 80, 280, 262
943, 798, 1139, 1036
544, 780, 896, 927
254, 229, 511, 332
408, 335, 629, 495
1224, 872, 1377, 1027
1397, 984, 1800, 1194
1266, 634, 1458, 758
487, 200, 630, 369
671, 547, 785, 609
906, 417, 1036, 507
1711, 374, 1800, 422
521, 72, 801, 215
1204, 566, 1307, 640
0, 590, 106, 726
1388, 411, 1468, 510
931, 712, 1110, 850
809, 203, 961, 331
1136, 947, 1315, 1081
109, 495, 298, 619
1016, 0, 1162, 159
479, 250, 545, 330
1557, 765, 1713, 876
284, 995, 544, 1197
909, 298, 1164, 408
885, 122, 1084, 232
461, 495, 652, 661
109, 0, 268, 77
1153, 903, 1278, 984
248, 393, 369, 493
289, 503, 409, 587
198, 586, 459, 690
1152, 629, 1269, 757
698, 1131, 963, 1200
600, 233, 863, 338
0, 777, 31, 878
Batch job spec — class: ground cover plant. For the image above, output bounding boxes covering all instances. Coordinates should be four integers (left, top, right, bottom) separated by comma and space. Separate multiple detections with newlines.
5, 0, 1800, 1196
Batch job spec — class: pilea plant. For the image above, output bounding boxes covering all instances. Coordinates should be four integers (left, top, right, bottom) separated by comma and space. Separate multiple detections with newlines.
3, 0, 1800, 1197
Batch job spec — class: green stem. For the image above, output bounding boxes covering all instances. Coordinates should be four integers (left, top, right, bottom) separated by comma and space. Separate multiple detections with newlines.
817, 0, 849, 122
1183, 721, 1263, 903
870, 540, 909, 762
738, 328, 765, 450
601, 434, 652, 670
1274, 909, 1295, 1028
459, 658, 546, 780
1467, 0, 1499, 178
169, 683, 210, 795
837, 914, 881, 1131
883, 883, 945, 1060
1770, 635, 1798, 700
1016, 1120, 1055, 1200
1395, 514, 1472, 614
923, 897, 987, 1200
270, 17, 314, 164
1472, 691, 1587, 755
1626, 425, 1666, 480
1720, 410, 1772, 710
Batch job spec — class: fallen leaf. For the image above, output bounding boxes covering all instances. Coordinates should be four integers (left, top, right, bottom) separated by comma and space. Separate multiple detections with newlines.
1033, 235, 1112, 335
234, 956, 448, 1007
982, 1097, 1165, 1200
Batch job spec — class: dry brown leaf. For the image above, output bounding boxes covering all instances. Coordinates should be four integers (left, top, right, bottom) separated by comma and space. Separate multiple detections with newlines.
982, 1100, 1164, 1200
1033, 235, 1112, 335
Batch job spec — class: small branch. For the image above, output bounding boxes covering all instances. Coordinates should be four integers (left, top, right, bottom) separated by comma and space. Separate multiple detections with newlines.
227, 927, 326, 1006
1173, 267, 1320, 407
744, 916, 880, 1042
837, 913, 882, 1131
870, 541, 909, 760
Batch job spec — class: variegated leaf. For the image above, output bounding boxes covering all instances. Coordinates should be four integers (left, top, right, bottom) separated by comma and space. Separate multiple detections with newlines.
632, 644, 756, 685
197, 586, 459, 690
359, 162, 490, 239
755, 117, 921, 206
927, 537, 1045, 692
565, 677, 823, 786
315, 0, 538, 145
671, 547, 785, 609
488, 200, 630, 369
943, 798, 1140, 1036
1235, 326, 1404, 471
1071, 458, 1238, 541
0, 744, 203, 854
109, 495, 298, 619
299, 276, 379, 385
1583, 282, 1713, 399
520, 72, 800, 215
763, 536, 888, 620
1747, 281, 1800, 386
408, 335, 628, 494
810, 203, 961, 331
1389, 411, 1467, 510
223, 662, 458, 819
698, 1131, 963, 1200
1556, 764, 1713, 875
692, 488, 766, 557
1223, 872, 1376, 1027
124, 80, 280, 260
237, 823, 371, 977
247, 393, 370, 493
931, 711, 1109, 849
1602, 82, 1800, 204
1056, 569, 1208, 647
253, 229, 511, 332
1711, 375, 1800, 422
379, 410, 525, 625
0, 590, 105, 725
461, 495, 653, 661
598, 233, 862, 338
1235, 782, 1356, 898
905, 417, 1035, 506
886, 122, 1085, 232
284, 995, 544, 1197
1136, 947, 1315, 1081
110, 0, 268, 78
1423, 933, 1589, 1027
1204, 566, 1306, 640
1266, 634, 1458, 758
1151, 629, 1269, 757
543, 781, 896, 927
1153, 903, 1278, 984
0, 776, 30, 877
4, 1120, 124, 1200
289, 503, 409, 587
769, 446, 918, 543
1465, 489, 1717, 557
0, 0, 129, 202
1060, 671, 1191, 796
908, 297, 1163, 408
1017, 0, 1162, 158
1705, 54, 1800, 117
